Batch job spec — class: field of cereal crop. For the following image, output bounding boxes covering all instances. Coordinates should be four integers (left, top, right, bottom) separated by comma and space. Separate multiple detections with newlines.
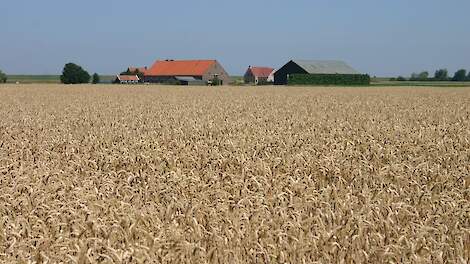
0, 84, 469, 263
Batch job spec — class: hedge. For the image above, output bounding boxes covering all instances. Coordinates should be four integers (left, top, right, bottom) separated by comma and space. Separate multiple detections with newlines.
288, 73, 370, 86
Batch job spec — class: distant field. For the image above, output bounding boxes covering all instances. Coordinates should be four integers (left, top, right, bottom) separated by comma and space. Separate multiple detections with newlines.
6, 75, 61, 84
6, 75, 115, 84
6, 75, 242, 85
5, 75, 470, 87
372, 80, 470, 87
370, 77, 470, 87
0, 84, 468, 263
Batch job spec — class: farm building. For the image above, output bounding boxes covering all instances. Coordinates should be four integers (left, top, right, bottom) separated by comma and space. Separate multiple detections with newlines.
114, 75, 140, 84
144, 60, 231, 85
244, 66, 275, 85
274, 60, 360, 85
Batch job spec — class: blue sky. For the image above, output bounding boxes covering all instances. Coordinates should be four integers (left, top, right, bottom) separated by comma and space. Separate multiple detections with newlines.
1, 0, 469, 76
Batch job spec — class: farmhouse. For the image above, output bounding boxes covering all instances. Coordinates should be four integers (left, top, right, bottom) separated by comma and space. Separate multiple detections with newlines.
115, 75, 140, 84
244, 66, 275, 85
144, 60, 231, 85
274, 60, 360, 85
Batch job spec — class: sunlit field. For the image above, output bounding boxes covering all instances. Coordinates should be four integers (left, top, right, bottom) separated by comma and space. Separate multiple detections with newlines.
0, 84, 469, 263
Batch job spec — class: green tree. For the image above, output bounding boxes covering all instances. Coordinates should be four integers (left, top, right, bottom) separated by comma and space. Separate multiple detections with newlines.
418, 71, 429, 80
210, 75, 221, 86
396, 76, 407, 81
60, 63, 90, 84
411, 71, 429, 81
92, 73, 100, 84
452, 69, 467, 81
410, 71, 429, 81
120, 69, 132, 75
467, 71, 470, 81
0, 70, 6, 83
434, 69, 448, 81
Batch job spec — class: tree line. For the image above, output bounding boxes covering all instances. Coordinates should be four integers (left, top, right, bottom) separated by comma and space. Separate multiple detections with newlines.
392, 69, 470, 82
0, 63, 100, 84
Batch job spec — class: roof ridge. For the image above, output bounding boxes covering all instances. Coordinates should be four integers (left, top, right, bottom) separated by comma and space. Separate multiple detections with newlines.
156, 59, 216, 62
291, 60, 359, 74
293, 59, 346, 62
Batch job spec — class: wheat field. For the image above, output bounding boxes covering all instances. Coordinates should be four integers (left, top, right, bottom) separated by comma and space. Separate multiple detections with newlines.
0, 84, 469, 263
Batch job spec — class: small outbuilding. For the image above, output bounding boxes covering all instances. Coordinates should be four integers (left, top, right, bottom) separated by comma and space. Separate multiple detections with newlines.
115, 75, 140, 84
274, 60, 360, 85
244, 66, 275, 85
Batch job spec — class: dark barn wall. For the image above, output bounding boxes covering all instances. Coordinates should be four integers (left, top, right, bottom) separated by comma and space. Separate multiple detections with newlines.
144, 76, 177, 83
288, 74, 371, 85
144, 76, 203, 84
274, 61, 308, 85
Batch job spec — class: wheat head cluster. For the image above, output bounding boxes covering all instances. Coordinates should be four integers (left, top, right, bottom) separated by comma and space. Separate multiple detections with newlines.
0, 85, 469, 263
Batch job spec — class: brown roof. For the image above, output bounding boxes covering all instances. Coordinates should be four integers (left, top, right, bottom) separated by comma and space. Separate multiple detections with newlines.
248, 67, 275, 78
128, 67, 147, 74
145, 60, 217, 76
117, 75, 140, 81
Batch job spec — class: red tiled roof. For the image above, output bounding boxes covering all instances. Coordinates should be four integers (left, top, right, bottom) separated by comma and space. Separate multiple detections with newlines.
249, 67, 275, 78
145, 60, 216, 76
117, 75, 140, 81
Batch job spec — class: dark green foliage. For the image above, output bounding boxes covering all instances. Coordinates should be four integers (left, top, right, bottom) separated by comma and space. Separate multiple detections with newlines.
434, 69, 448, 81
397, 76, 407, 81
452, 69, 467, 81
210, 75, 221, 86
420, 71, 429, 80
0, 70, 7, 83
288, 74, 370, 86
120, 69, 132, 75
467, 72, 470, 81
92, 73, 100, 84
410, 71, 429, 81
60, 63, 90, 84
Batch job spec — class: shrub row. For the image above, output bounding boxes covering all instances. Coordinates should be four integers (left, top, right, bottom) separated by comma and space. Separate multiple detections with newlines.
0, 70, 7, 83
288, 74, 370, 86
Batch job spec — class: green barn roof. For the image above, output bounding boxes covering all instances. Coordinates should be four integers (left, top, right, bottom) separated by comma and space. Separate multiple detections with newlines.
293, 60, 360, 74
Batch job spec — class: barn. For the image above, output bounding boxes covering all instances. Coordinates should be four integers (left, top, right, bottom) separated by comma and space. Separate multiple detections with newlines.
144, 60, 231, 85
244, 66, 275, 85
274, 60, 360, 85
